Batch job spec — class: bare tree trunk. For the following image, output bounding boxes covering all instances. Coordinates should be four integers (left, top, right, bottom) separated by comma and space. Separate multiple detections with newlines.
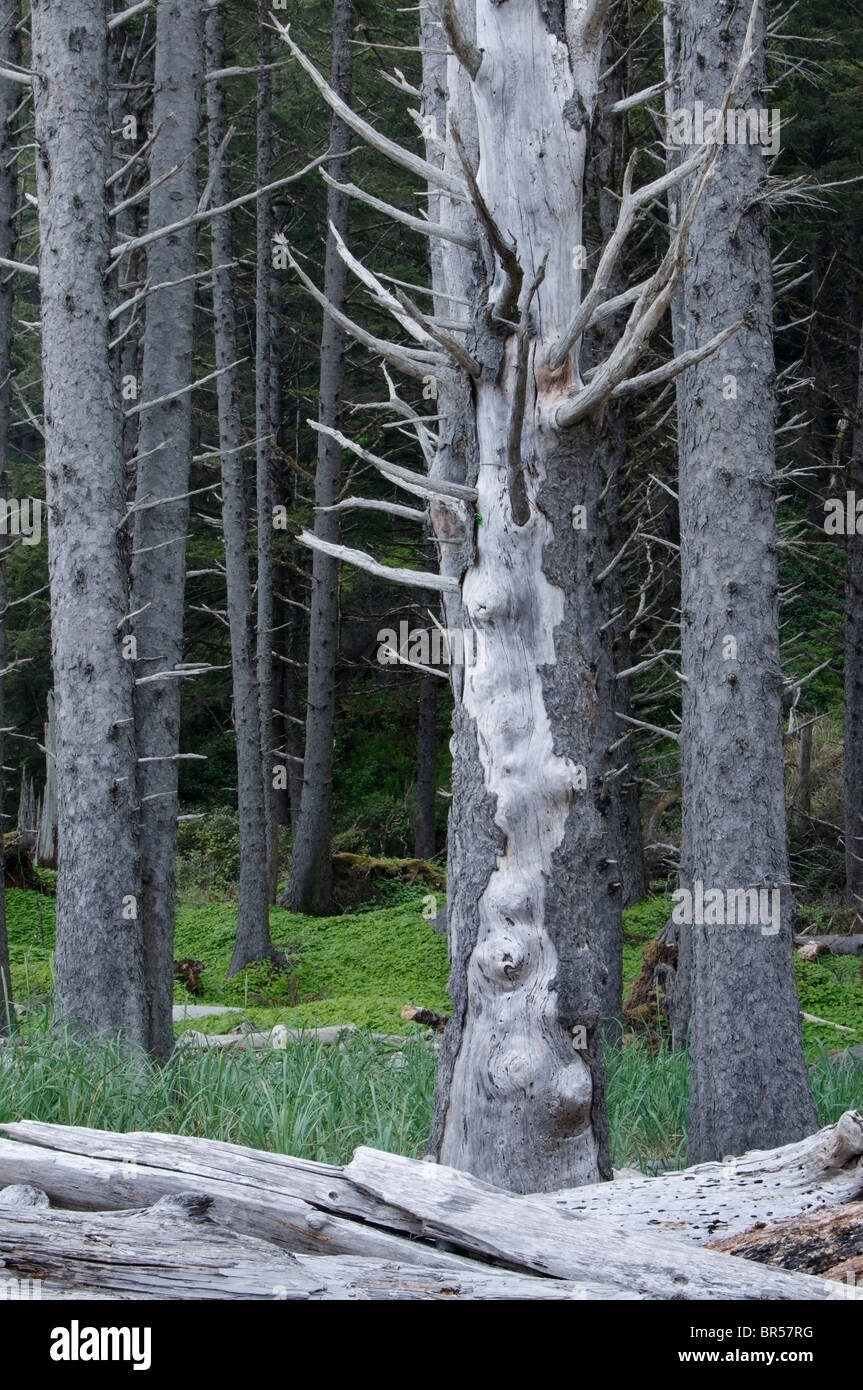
130, 0, 204, 1059
256, 0, 278, 903
286, 0, 354, 915
845, 327, 863, 913
676, 0, 816, 1159
0, 0, 19, 1037
31, 0, 147, 1045
286, 0, 353, 914
276, 0, 754, 1190
205, 2, 273, 975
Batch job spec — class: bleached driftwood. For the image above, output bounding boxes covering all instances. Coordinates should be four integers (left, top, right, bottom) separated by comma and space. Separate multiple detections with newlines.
529, 1109, 863, 1245
2, 1117, 863, 1300
344, 1147, 858, 1301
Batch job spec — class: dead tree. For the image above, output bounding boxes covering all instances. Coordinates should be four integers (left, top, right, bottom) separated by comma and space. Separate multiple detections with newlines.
276, 0, 758, 1190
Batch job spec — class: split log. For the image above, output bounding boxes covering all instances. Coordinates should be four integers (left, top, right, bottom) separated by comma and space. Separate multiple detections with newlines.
0, 1192, 358, 1300
707, 1201, 863, 1278
344, 1147, 858, 1300
529, 1109, 863, 1245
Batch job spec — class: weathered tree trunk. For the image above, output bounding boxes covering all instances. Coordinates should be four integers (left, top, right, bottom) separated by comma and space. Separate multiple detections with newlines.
426, 0, 612, 1191
845, 326, 863, 912
31, 0, 147, 1045
131, 0, 204, 1060
277, 0, 754, 1192
256, 0, 278, 903
0, 0, 19, 1037
676, 0, 816, 1158
204, 3, 273, 974
286, 0, 354, 915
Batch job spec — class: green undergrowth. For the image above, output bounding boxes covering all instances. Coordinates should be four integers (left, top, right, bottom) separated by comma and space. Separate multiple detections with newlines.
5, 886, 862, 1058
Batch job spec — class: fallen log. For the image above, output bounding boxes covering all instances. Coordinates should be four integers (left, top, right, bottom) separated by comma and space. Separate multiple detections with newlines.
707, 1201, 863, 1279
795, 934, 863, 957
0, 1192, 359, 1300
528, 1109, 863, 1245
400, 1005, 449, 1032
3, 1118, 863, 1300
344, 1148, 859, 1300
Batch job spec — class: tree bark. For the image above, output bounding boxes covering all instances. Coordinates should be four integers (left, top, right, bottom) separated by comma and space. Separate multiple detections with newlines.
131, 0, 204, 1060
286, 0, 354, 915
676, 0, 816, 1159
0, 0, 20, 1037
425, 0, 613, 1191
256, 0, 278, 903
31, 0, 147, 1045
845, 326, 863, 911
205, 3, 273, 974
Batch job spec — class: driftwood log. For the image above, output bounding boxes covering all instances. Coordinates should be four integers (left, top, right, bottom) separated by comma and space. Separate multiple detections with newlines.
1, 1115, 862, 1299
708, 1201, 863, 1281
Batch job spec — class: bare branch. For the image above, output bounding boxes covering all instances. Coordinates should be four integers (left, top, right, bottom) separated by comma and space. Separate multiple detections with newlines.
316, 496, 426, 522
309, 420, 477, 502
297, 529, 459, 592
272, 20, 467, 199
284, 243, 448, 382
320, 171, 477, 250
109, 153, 331, 261
108, 0, 153, 30
125, 358, 247, 418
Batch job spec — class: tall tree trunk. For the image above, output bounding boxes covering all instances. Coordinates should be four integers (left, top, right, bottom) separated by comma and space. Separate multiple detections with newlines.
0, 0, 20, 1037
31, 0, 147, 1044
677, 0, 816, 1160
256, 0, 278, 902
845, 327, 863, 913
131, 0, 203, 1059
205, 2, 273, 975
286, 0, 354, 915
425, 0, 612, 1191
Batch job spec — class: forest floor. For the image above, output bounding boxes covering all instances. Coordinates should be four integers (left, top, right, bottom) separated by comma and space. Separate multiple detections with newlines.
2, 878, 862, 1171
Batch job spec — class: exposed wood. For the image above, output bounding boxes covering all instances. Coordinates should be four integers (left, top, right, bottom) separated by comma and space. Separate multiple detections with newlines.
530, 1109, 863, 1245
345, 1146, 859, 1299
0, 1193, 353, 1300
708, 1202, 863, 1277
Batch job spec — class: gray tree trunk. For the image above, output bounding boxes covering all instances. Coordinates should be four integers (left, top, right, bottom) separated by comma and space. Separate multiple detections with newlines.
286, 0, 354, 916
31, 0, 147, 1044
676, 0, 816, 1159
422, 0, 613, 1191
130, 0, 204, 1059
204, 3, 273, 974
844, 327, 863, 911
35, 692, 57, 868
0, 0, 19, 1036
256, 0, 278, 903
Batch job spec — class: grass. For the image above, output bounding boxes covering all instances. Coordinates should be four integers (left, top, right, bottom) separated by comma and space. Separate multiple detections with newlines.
1, 1024, 859, 1173
3, 884, 861, 1173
